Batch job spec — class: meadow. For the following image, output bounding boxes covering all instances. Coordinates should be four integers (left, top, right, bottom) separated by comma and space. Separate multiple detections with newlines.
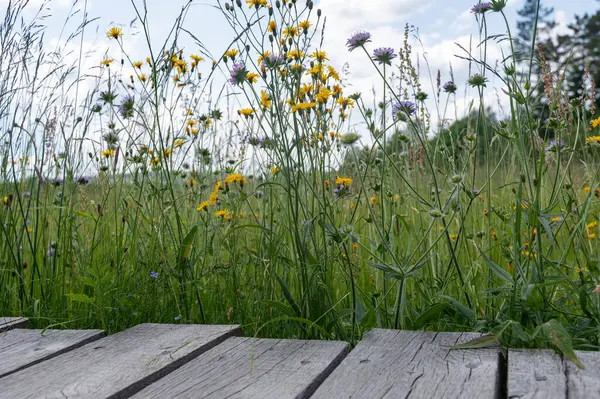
1, 0, 600, 362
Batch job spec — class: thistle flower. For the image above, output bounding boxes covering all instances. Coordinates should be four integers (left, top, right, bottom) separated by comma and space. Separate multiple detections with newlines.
118, 95, 135, 118
346, 31, 371, 52
229, 61, 247, 85
468, 73, 488, 87
106, 27, 123, 39
393, 101, 416, 117
443, 81, 457, 94
372, 47, 397, 65
470, 2, 493, 14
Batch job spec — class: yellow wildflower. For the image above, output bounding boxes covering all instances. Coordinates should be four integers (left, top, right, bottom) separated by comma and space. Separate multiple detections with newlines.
268, 21, 277, 33
337, 97, 355, 109
246, 72, 259, 83
238, 108, 254, 117
283, 26, 298, 38
271, 167, 280, 175
287, 50, 305, 61
310, 50, 328, 62
100, 58, 114, 67
586, 136, 600, 145
591, 117, 600, 129
584, 186, 591, 193
149, 157, 160, 167
491, 231, 497, 240
449, 234, 458, 240
174, 139, 185, 148
101, 149, 115, 158
139, 74, 147, 82
299, 20, 312, 32
132, 61, 143, 69
197, 201, 210, 212
315, 87, 332, 104
370, 196, 377, 206
246, 0, 267, 8
260, 90, 272, 109
224, 48, 239, 59
225, 173, 247, 186
106, 27, 123, 39
190, 54, 204, 63
335, 176, 352, 187
215, 209, 233, 219
327, 66, 340, 81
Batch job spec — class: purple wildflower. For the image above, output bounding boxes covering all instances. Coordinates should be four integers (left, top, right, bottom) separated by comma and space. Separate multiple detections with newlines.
76, 176, 90, 185
470, 2, 493, 14
346, 31, 372, 52
229, 61, 247, 85
545, 140, 565, 152
333, 184, 351, 198
443, 81, 457, 94
51, 178, 63, 187
393, 101, 416, 117
118, 95, 134, 118
262, 54, 285, 69
149, 271, 159, 279
372, 47, 397, 65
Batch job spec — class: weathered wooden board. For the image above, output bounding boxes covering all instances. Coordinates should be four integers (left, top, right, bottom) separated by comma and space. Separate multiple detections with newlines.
0, 317, 28, 332
565, 350, 600, 398
0, 323, 241, 399
311, 329, 501, 399
507, 349, 566, 399
132, 337, 349, 399
0, 329, 105, 378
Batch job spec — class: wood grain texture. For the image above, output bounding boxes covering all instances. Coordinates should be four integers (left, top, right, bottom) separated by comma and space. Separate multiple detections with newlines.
132, 337, 349, 399
507, 349, 566, 399
311, 329, 501, 399
0, 329, 105, 378
0, 317, 28, 332
0, 323, 241, 399
565, 350, 600, 399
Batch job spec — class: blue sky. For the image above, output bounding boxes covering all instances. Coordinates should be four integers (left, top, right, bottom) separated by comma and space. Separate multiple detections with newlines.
4, 0, 597, 130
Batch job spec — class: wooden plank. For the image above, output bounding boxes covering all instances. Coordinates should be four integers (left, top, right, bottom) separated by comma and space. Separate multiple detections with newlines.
0, 317, 28, 332
565, 350, 600, 398
132, 337, 349, 399
507, 349, 566, 399
0, 329, 105, 378
0, 323, 241, 399
311, 329, 501, 399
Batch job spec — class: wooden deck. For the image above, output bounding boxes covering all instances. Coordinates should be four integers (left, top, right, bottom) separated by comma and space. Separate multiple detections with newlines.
0, 318, 596, 398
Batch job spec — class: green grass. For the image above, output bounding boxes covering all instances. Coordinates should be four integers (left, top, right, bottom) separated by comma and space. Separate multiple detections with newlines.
1, 0, 600, 361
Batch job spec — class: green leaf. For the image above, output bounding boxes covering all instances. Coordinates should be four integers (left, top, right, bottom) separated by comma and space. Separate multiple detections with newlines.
65, 293, 94, 304
443, 295, 475, 322
259, 300, 293, 317
476, 246, 513, 283
540, 319, 584, 369
274, 273, 301, 317
178, 225, 198, 263
413, 303, 447, 329
450, 334, 499, 349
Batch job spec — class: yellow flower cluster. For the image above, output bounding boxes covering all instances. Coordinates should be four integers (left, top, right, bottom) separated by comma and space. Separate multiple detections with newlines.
591, 117, 600, 129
